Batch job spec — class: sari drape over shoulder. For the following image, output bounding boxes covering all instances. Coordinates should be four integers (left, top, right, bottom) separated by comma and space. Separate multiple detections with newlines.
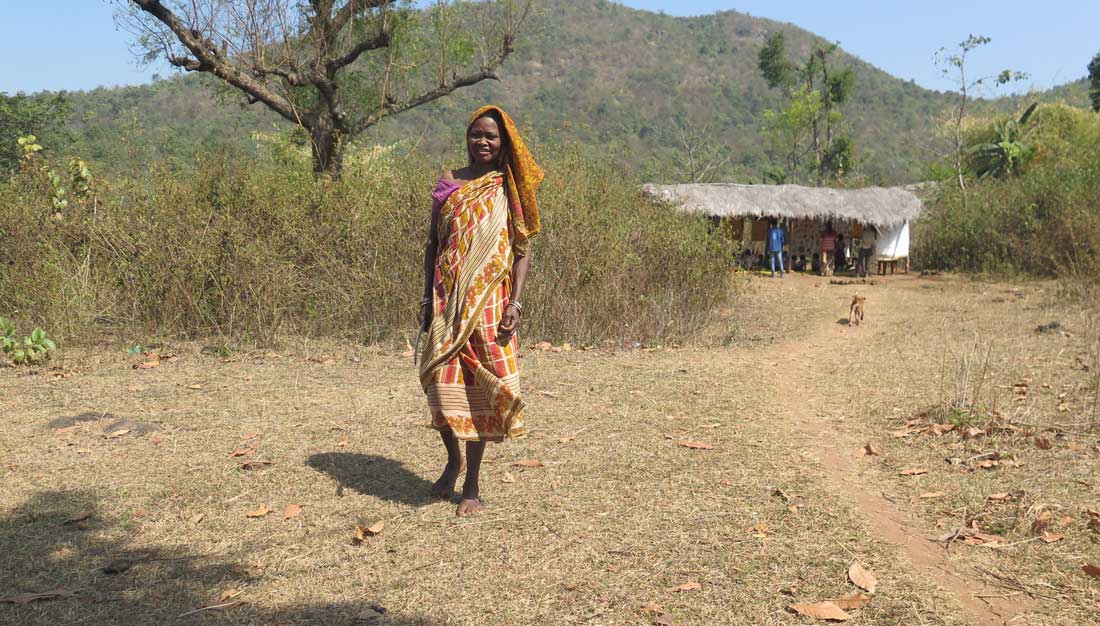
419, 172, 524, 441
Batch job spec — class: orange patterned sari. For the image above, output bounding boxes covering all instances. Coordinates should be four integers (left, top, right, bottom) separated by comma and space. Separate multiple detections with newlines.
419, 171, 524, 442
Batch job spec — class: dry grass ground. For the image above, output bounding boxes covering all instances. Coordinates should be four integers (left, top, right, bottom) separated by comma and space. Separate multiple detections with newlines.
2, 272, 1097, 625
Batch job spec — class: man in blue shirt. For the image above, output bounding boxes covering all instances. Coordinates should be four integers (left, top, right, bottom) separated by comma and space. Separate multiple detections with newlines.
767, 218, 786, 278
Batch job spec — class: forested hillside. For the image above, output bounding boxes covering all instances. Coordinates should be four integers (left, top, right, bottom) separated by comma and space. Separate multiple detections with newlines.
31, 0, 1090, 184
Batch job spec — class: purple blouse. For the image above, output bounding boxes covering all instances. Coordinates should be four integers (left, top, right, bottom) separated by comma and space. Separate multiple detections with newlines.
431, 177, 462, 215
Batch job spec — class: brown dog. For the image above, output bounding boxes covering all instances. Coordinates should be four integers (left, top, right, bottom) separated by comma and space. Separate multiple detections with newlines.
849, 294, 866, 326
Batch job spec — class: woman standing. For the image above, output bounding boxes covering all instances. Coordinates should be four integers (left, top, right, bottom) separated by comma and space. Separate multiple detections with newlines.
418, 106, 543, 516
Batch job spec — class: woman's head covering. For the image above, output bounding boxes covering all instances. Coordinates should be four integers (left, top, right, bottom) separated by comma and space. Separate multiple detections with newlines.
468, 105, 543, 255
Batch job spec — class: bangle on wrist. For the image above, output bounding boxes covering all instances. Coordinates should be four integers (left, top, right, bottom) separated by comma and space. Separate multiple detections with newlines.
420, 296, 432, 307
508, 300, 524, 315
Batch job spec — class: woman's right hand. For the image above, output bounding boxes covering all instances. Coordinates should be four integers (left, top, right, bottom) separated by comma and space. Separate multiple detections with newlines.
418, 302, 432, 331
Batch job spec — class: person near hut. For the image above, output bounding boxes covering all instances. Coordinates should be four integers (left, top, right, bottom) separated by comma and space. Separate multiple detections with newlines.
767, 218, 786, 277
858, 224, 877, 278
418, 106, 543, 517
819, 223, 838, 276
835, 233, 849, 272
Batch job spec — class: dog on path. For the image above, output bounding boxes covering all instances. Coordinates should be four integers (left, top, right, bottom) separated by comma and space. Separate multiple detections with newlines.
849, 294, 866, 326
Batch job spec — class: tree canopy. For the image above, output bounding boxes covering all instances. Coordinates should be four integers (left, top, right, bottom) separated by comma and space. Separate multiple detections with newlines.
0, 93, 70, 174
115, 0, 530, 175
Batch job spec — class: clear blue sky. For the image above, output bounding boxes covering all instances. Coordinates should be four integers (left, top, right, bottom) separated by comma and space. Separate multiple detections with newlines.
2, 1, 1096, 95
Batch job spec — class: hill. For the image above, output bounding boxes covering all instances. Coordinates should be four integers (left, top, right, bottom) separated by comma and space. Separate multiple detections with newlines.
34, 0, 1091, 184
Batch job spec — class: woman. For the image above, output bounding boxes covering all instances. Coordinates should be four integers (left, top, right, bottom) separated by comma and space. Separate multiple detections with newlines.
417, 106, 543, 517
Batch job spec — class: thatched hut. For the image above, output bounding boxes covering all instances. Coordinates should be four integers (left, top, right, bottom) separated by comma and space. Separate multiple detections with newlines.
643, 183, 923, 270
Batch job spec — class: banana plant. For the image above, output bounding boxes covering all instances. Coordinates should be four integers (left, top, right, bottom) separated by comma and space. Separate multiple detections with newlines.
967, 102, 1039, 179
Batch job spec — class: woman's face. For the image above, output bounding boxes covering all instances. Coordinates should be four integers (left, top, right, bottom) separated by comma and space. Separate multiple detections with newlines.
468, 116, 503, 166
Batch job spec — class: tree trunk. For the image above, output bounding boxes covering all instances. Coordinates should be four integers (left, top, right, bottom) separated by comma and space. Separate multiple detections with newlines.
310, 118, 344, 178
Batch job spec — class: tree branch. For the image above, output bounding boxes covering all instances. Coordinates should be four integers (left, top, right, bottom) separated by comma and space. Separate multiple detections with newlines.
353, 70, 500, 133
327, 32, 390, 71
132, 0, 305, 126
330, 0, 392, 35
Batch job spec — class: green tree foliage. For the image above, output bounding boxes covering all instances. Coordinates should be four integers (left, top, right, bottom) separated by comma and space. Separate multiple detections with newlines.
758, 32, 794, 89
1089, 51, 1100, 113
0, 93, 70, 175
757, 32, 856, 183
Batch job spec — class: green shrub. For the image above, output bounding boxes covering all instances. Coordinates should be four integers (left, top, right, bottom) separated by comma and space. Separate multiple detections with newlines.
915, 103, 1100, 278
0, 142, 736, 347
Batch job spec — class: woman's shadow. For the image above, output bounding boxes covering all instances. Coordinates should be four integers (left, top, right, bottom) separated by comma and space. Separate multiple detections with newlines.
306, 452, 437, 506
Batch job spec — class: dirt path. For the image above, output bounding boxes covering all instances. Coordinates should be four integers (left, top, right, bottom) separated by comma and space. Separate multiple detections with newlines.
754, 274, 1033, 626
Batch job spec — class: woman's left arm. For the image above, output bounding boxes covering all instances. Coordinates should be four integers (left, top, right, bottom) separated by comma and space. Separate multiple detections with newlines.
498, 252, 530, 338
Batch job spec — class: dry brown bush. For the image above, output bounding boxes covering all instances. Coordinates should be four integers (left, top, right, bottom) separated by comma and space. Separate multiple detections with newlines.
0, 145, 736, 347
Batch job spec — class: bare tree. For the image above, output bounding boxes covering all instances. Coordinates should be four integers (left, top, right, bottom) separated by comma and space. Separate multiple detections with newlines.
664, 117, 731, 184
935, 35, 1027, 204
115, 0, 531, 176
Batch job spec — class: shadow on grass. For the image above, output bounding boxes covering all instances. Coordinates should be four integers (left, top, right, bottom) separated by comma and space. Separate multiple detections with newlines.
306, 453, 436, 506
837, 318, 851, 326
0, 489, 442, 625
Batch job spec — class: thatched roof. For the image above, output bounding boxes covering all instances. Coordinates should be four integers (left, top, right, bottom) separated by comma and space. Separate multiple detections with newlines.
643, 183, 923, 228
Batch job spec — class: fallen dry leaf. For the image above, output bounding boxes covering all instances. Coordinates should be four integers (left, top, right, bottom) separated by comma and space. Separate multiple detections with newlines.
283, 504, 302, 520
238, 460, 274, 470
848, 563, 877, 593
1034, 436, 1053, 450
1082, 564, 1100, 578
930, 423, 955, 435
104, 429, 131, 439
640, 602, 664, 614
190, 513, 205, 524
133, 360, 160, 370
1041, 533, 1064, 543
963, 427, 986, 438
336, 439, 350, 447
354, 520, 385, 543
228, 447, 254, 458
860, 443, 880, 457
899, 468, 928, 476
919, 492, 946, 500
246, 505, 271, 518
0, 589, 71, 605
678, 441, 714, 450
830, 592, 872, 610
790, 601, 851, 621
512, 459, 544, 467
501, 471, 516, 483
558, 436, 576, 443
670, 581, 702, 592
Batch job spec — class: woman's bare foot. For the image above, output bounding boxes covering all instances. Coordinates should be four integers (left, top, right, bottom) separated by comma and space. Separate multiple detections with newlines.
455, 498, 484, 516
431, 459, 464, 499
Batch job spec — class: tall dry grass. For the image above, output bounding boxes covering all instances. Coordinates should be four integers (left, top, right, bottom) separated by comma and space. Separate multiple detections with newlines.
0, 143, 736, 347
